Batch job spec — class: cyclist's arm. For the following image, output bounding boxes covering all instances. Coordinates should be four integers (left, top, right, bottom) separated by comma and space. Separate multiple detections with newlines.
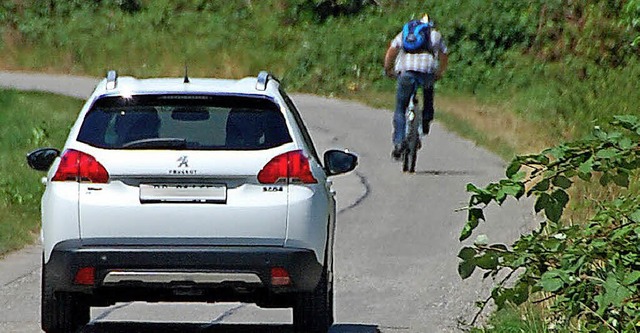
436, 52, 448, 80
435, 32, 449, 80
384, 34, 403, 77
384, 45, 400, 76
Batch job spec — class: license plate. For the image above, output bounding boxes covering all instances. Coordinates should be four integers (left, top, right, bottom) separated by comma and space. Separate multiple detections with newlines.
139, 184, 227, 203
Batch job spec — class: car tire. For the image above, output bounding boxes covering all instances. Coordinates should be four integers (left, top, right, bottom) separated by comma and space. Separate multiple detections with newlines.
41, 262, 90, 333
293, 266, 334, 333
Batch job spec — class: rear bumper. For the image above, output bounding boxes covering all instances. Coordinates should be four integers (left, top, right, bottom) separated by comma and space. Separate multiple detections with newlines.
44, 239, 323, 302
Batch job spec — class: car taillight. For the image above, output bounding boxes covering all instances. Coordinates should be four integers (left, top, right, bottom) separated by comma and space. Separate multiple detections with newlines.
257, 150, 317, 184
73, 267, 96, 286
52, 149, 109, 183
270, 267, 291, 286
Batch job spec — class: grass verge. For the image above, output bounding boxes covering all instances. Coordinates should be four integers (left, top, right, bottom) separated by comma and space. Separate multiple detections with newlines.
0, 89, 81, 256
469, 305, 560, 333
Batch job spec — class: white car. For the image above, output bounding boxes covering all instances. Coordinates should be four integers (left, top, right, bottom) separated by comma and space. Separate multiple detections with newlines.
27, 70, 358, 333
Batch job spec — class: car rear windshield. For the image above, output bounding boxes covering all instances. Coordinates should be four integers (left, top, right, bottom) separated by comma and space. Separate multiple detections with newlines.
77, 94, 293, 150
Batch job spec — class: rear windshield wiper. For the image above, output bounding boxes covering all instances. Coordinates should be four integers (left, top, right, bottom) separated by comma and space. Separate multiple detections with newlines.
122, 138, 188, 149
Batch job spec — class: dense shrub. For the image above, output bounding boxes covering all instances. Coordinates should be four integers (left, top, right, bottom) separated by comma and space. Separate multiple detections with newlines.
459, 116, 640, 331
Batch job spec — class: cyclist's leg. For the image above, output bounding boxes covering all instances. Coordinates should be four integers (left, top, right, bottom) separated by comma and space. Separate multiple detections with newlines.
393, 72, 415, 148
422, 73, 436, 134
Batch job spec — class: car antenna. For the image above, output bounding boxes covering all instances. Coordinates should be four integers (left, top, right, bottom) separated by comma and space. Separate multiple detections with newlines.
183, 63, 190, 83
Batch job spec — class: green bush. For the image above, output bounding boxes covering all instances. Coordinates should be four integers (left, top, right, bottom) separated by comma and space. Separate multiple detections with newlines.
459, 116, 640, 332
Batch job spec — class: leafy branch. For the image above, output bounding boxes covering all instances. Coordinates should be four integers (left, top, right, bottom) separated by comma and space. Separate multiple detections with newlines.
458, 115, 640, 331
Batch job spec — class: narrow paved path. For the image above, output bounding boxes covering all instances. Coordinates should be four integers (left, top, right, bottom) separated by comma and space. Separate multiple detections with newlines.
0, 71, 534, 332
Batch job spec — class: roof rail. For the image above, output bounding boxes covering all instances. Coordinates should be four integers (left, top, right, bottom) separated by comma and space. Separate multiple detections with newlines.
256, 71, 279, 91
106, 70, 118, 90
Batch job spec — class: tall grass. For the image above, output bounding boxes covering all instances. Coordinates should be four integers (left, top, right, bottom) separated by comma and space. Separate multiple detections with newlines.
470, 305, 560, 333
0, 90, 80, 255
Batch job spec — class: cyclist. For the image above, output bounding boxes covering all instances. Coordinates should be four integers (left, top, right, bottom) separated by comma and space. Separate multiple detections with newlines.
384, 13, 449, 160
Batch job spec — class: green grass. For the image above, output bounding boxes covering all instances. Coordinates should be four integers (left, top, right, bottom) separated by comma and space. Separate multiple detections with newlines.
436, 109, 517, 160
0, 90, 81, 256
470, 305, 556, 333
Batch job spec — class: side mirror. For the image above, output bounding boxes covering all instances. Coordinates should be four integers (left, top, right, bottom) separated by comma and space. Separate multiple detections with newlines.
323, 149, 358, 176
26, 148, 60, 172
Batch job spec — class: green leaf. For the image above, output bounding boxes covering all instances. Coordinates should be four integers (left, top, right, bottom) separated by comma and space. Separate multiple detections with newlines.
607, 131, 623, 141
460, 209, 481, 241
594, 127, 608, 140
458, 259, 476, 279
551, 189, 570, 207
545, 201, 563, 222
535, 193, 552, 213
460, 223, 473, 241
468, 208, 485, 223
618, 137, 634, 150
469, 188, 493, 205
493, 288, 511, 309
500, 182, 525, 199
543, 238, 562, 252
475, 252, 499, 270
536, 190, 569, 223
531, 179, 550, 192
578, 157, 594, 174
506, 159, 522, 179
596, 148, 618, 159
552, 176, 572, 189
612, 172, 630, 188
496, 189, 507, 204
511, 171, 526, 182
629, 210, 640, 223
543, 147, 563, 160
458, 247, 476, 260
623, 271, 640, 285
539, 273, 564, 292
600, 275, 633, 308
466, 183, 479, 193
613, 115, 639, 129
512, 281, 530, 305
578, 171, 592, 181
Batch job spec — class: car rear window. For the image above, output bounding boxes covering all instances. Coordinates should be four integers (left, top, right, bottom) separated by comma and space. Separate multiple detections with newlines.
77, 94, 292, 150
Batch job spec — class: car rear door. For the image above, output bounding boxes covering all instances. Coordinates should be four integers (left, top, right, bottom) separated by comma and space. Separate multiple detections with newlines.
77, 149, 291, 245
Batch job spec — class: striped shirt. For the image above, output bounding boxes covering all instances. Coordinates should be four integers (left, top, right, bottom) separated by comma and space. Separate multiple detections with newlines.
391, 30, 448, 74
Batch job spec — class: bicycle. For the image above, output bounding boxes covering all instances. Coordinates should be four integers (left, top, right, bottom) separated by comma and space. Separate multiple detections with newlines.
401, 84, 422, 173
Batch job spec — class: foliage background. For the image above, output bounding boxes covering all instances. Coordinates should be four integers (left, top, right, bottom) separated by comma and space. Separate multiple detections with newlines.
1, 0, 639, 141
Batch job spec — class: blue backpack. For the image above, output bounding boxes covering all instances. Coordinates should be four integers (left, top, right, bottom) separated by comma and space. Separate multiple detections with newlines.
401, 20, 434, 54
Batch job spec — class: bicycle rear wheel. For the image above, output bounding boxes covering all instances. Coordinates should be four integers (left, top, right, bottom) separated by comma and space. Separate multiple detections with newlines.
404, 141, 418, 173
402, 148, 410, 172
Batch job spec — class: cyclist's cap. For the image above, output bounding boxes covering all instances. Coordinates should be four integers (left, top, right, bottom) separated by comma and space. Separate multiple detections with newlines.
421, 14, 430, 23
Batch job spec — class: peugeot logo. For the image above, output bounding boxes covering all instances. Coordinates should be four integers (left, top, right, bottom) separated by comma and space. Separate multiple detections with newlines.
177, 156, 189, 168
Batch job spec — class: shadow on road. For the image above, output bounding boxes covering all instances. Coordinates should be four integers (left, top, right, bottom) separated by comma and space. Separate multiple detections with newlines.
80, 322, 380, 333
412, 170, 479, 176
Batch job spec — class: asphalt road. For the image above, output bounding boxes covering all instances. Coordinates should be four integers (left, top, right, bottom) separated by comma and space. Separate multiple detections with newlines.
0, 71, 534, 332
